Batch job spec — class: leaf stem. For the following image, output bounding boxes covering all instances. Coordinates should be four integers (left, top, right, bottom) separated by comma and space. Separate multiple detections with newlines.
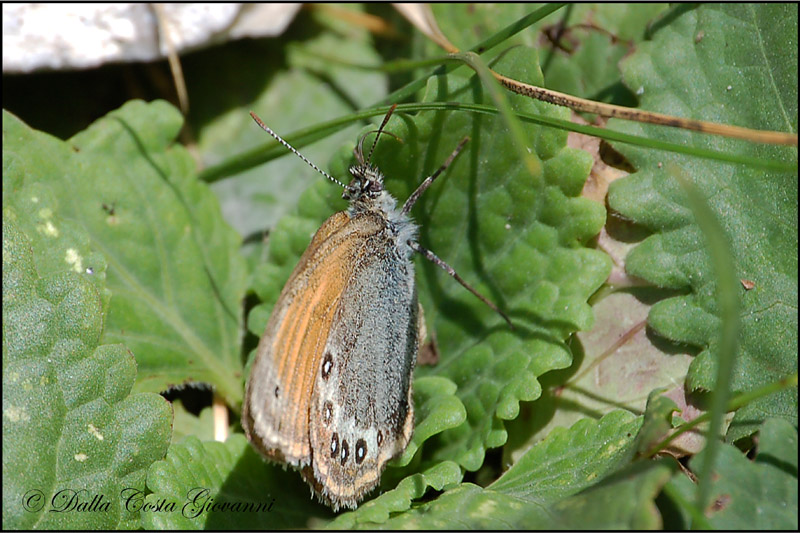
651, 372, 799, 455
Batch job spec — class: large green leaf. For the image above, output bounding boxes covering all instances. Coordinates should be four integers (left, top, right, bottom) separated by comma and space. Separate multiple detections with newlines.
143, 377, 463, 529
607, 3, 798, 441
3, 101, 248, 405
142, 435, 333, 529
2, 215, 172, 529
332, 411, 661, 529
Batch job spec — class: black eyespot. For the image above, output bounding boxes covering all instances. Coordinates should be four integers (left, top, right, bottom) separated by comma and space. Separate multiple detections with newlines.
340, 439, 349, 465
377, 430, 383, 446
321, 352, 333, 380
274, 386, 280, 398
356, 439, 367, 464
330, 433, 339, 458
323, 401, 333, 425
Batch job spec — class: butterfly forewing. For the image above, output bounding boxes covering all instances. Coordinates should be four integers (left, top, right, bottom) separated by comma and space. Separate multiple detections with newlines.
244, 212, 356, 465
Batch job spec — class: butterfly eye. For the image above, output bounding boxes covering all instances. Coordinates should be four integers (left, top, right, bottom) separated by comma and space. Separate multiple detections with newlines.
355, 439, 367, 464
321, 352, 334, 380
330, 433, 339, 458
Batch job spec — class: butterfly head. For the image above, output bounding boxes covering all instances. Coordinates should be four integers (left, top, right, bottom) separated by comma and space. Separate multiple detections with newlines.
343, 107, 401, 211
343, 163, 385, 204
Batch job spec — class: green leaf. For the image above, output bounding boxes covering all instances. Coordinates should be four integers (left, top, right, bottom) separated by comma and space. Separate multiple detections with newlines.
144, 377, 463, 529
429, 4, 543, 52
489, 410, 641, 503
549, 459, 675, 530
3, 101, 249, 405
411, 47, 609, 471
634, 391, 680, 456
568, 4, 670, 42
392, 376, 467, 467
542, 28, 634, 104
339, 412, 659, 529
329, 461, 462, 529
503, 287, 695, 463
170, 399, 216, 445
142, 435, 333, 529
607, 3, 798, 441
664, 418, 798, 529
756, 417, 798, 474
2, 215, 172, 530
541, 4, 670, 104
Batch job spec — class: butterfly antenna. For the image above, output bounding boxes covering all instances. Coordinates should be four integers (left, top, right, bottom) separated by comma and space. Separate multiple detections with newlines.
367, 104, 398, 165
250, 112, 347, 189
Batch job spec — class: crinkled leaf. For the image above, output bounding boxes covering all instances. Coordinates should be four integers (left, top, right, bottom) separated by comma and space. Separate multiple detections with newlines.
391, 376, 467, 467
410, 47, 609, 471
345, 411, 662, 529
607, 3, 798, 441
142, 435, 332, 529
324, 377, 466, 524
665, 418, 798, 530
328, 461, 462, 529
2, 215, 172, 530
3, 102, 248, 405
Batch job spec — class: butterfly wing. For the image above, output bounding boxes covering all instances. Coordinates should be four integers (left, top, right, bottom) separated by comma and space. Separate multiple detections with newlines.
243, 211, 361, 467
307, 214, 419, 510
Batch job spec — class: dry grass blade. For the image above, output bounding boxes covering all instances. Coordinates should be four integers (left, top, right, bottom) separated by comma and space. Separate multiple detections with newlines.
401, 6, 798, 147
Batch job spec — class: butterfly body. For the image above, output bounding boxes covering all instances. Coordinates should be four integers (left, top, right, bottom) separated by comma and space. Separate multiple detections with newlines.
244, 106, 507, 511
243, 161, 419, 510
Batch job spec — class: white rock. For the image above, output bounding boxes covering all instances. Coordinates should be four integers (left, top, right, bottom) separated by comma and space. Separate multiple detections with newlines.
3, 3, 301, 73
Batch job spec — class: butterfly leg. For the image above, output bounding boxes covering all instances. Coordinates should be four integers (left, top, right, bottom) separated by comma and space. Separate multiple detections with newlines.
408, 240, 512, 328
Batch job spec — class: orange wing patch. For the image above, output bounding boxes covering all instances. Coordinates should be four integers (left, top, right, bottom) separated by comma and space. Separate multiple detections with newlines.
258, 212, 384, 463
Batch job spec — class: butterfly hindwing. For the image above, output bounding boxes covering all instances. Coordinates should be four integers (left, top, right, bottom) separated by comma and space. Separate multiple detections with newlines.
307, 211, 418, 509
